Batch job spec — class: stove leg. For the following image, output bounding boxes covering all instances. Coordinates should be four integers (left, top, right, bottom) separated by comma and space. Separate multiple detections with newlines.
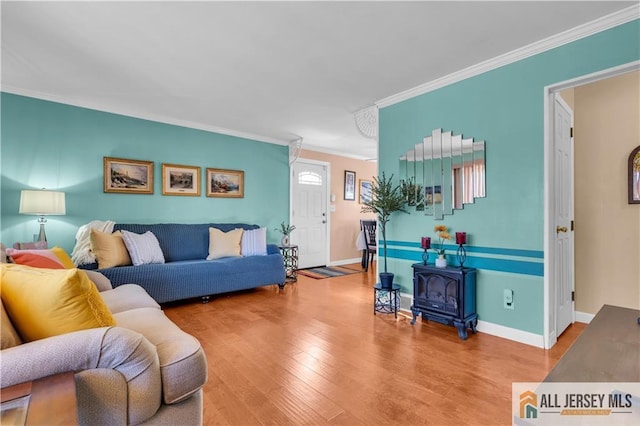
410, 307, 419, 325
454, 321, 468, 340
471, 318, 478, 334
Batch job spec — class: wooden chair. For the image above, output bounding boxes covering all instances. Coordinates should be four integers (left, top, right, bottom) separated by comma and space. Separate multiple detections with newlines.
360, 220, 377, 272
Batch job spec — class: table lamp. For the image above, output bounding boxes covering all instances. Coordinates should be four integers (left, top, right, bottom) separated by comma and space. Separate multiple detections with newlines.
19, 189, 66, 242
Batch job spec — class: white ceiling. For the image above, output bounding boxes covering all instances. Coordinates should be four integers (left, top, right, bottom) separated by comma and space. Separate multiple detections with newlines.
1, 1, 636, 160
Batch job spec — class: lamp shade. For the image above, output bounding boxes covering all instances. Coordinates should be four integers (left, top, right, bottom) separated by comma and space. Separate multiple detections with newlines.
19, 190, 66, 215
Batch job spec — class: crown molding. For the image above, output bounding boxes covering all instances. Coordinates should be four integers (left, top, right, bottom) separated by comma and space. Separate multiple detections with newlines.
302, 143, 375, 161
376, 5, 640, 108
1, 85, 289, 147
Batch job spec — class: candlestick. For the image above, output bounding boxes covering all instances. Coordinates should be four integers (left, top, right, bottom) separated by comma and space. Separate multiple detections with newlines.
455, 232, 466, 245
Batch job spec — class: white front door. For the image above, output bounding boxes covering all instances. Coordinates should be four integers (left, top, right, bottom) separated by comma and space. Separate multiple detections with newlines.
553, 93, 575, 337
291, 160, 328, 268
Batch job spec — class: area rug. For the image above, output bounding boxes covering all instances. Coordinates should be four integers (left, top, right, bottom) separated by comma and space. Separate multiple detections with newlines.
298, 266, 363, 279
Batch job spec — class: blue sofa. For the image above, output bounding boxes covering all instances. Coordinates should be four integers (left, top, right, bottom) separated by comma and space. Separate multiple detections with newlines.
81, 223, 286, 303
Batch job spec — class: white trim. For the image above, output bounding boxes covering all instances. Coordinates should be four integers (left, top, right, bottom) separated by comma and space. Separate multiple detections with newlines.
399, 311, 545, 348
543, 60, 640, 350
476, 320, 545, 349
2, 85, 289, 147
302, 143, 374, 162
376, 5, 640, 108
575, 311, 595, 324
329, 257, 362, 267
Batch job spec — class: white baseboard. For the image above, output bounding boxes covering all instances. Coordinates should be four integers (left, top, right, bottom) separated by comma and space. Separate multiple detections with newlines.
399, 299, 545, 348
476, 320, 545, 348
575, 311, 594, 324
329, 257, 364, 267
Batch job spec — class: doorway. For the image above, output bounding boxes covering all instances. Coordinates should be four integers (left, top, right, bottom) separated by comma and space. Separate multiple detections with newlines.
544, 60, 640, 349
290, 159, 330, 269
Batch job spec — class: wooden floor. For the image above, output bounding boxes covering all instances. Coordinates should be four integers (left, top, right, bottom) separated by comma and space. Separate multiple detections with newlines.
163, 265, 585, 426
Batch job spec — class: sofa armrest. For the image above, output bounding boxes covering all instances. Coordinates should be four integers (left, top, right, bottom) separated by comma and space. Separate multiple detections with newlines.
267, 243, 281, 255
1, 326, 162, 425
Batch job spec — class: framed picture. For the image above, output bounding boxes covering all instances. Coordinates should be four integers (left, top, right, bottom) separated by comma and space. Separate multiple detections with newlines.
425, 185, 442, 205
359, 179, 372, 204
206, 168, 244, 198
344, 170, 356, 200
629, 145, 640, 204
104, 157, 154, 194
162, 163, 201, 196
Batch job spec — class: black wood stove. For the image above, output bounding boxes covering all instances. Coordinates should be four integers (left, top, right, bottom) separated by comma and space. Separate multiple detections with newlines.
410, 263, 478, 340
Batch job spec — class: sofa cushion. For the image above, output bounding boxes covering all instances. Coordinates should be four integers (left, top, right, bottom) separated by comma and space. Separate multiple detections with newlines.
90, 230, 132, 269
6, 246, 74, 269
0, 264, 116, 342
241, 227, 268, 256
113, 307, 207, 404
1, 298, 22, 349
206, 227, 243, 260
121, 230, 165, 266
82, 270, 113, 292
101, 284, 161, 314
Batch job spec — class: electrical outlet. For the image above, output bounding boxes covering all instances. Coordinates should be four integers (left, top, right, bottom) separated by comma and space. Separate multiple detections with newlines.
504, 289, 514, 310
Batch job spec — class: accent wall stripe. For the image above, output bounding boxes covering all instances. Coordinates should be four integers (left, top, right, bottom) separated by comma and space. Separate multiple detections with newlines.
381, 248, 544, 276
383, 240, 544, 259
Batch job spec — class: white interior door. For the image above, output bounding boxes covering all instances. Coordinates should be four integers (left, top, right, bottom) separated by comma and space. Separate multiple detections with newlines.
553, 93, 575, 337
291, 161, 328, 268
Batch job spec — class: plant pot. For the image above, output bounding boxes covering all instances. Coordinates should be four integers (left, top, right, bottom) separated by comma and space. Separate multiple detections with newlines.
379, 272, 394, 289
435, 254, 447, 268
281, 235, 289, 246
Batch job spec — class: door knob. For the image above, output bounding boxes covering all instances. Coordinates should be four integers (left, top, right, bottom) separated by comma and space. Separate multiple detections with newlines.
556, 226, 568, 233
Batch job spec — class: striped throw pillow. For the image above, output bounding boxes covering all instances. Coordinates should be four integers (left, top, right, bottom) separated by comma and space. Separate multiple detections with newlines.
120, 230, 165, 266
241, 227, 267, 256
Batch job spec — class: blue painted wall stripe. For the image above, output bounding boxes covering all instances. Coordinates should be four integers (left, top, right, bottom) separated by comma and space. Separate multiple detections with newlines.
381, 248, 544, 276
383, 240, 544, 259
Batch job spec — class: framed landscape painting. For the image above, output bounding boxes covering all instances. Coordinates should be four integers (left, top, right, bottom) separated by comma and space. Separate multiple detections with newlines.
206, 168, 244, 198
104, 157, 154, 194
162, 163, 201, 196
359, 179, 372, 204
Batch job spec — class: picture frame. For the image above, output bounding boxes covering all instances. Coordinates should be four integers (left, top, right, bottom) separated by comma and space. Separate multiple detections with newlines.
206, 168, 244, 198
359, 179, 372, 204
104, 157, 154, 194
344, 170, 356, 200
629, 145, 640, 204
162, 163, 201, 196
425, 185, 443, 205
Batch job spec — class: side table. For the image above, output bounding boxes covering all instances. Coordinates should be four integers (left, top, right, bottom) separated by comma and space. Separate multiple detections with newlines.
0, 372, 77, 425
373, 283, 401, 319
278, 244, 299, 286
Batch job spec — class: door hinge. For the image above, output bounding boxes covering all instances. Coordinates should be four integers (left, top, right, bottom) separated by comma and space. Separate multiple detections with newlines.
570, 127, 574, 138
571, 291, 575, 302
571, 220, 574, 231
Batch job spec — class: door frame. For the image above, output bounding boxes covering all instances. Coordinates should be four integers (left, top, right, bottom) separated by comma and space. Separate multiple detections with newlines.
289, 158, 331, 267
543, 60, 639, 349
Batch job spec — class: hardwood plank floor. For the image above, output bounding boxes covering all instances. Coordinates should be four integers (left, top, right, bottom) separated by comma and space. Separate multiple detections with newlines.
163, 265, 585, 425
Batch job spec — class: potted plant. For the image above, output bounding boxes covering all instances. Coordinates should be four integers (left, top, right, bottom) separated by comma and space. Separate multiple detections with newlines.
361, 172, 408, 288
275, 222, 296, 246
433, 224, 452, 268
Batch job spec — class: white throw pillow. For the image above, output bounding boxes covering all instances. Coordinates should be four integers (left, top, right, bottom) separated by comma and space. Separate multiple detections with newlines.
241, 227, 267, 256
120, 230, 165, 266
207, 228, 243, 260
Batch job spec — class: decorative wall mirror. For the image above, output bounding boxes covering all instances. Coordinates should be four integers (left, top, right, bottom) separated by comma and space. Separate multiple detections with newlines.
399, 128, 486, 219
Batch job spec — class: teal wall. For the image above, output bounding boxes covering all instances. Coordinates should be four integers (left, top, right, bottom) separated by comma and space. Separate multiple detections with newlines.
379, 20, 639, 334
1, 93, 290, 252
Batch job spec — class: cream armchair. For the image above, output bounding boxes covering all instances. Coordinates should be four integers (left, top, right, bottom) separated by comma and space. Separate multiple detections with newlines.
0, 268, 207, 425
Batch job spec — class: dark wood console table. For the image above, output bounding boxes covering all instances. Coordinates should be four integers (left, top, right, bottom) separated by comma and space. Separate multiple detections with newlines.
0, 372, 77, 425
545, 304, 640, 382
410, 263, 478, 340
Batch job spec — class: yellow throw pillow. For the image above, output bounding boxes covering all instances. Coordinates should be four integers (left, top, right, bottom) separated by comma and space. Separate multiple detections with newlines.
51, 246, 75, 268
0, 264, 116, 342
206, 228, 243, 260
90, 229, 132, 269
